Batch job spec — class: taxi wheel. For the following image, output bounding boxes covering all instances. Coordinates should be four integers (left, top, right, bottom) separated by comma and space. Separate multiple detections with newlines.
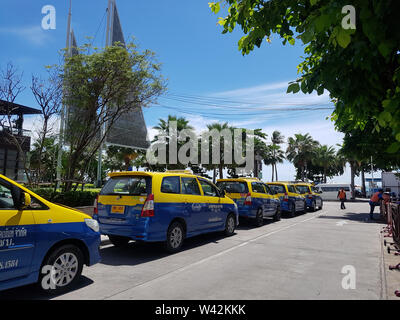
39, 245, 84, 294
289, 204, 296, 218
108, 235, 130, 247
254, 209, 264, 227
273, 206, 281, 221
224, 214, 236, 236
165, 222, 184, 253
302, 201, 307, 214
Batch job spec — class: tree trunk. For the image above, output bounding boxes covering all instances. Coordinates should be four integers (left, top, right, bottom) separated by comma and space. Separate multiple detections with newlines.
350, 162, 355, 199
275, 164, 278, 181
219, 165, 223, 180
271, 164, 274, 181
361, 169, 366, 197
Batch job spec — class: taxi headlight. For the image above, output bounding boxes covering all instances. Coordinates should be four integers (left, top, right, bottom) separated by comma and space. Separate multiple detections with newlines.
85, 219, 99, 232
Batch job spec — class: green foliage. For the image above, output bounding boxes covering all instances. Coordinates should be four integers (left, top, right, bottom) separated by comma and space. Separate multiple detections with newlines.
51, 40, 166, 191
32, 188, 98, 207
211, 0, 400, 160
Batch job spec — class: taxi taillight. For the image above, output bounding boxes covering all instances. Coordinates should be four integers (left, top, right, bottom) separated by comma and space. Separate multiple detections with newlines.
244, 193, 252, 205
141, 194, 154, 217
283, 192, 289, 202
93, 195, 98, 214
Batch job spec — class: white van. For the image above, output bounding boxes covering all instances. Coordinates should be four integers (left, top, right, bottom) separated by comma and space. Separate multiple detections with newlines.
314, 183, 352, 201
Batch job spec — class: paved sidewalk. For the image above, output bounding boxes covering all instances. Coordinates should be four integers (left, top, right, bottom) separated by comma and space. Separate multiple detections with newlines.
0, 201, 390, 300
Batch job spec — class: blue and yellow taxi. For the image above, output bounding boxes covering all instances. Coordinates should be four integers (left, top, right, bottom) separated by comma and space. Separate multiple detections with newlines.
294, 182, 323, 211
266, 181, 307, 217
93, 171, 239, 253
0, 175, 101, 293
216, 178, 281, 227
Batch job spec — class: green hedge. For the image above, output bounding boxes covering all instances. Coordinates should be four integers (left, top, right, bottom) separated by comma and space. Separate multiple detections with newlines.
31, 188, 99, 207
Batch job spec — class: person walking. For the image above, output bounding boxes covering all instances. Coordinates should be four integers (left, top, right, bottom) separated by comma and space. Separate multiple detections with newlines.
369, 188, 384, 220
337, 188, 347, 209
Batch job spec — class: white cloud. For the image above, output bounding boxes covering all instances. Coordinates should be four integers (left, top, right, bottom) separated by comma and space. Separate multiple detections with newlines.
0, 25, 51, 46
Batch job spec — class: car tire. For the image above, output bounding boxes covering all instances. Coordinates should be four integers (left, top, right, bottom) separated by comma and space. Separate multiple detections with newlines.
254, 208, 264, 227
302, 201, 307, 214
289, 203, 296, 218
310, 200, 316, 212
38, 244, 84, 294
108, 235, 130, 247
165, 221, 184, 253
319, 199, 323, 210
224, 214, 236, 236
273, 206, 281, 221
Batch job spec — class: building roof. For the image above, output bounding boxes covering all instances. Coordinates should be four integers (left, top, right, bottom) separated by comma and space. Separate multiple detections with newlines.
0, 100, 42, 115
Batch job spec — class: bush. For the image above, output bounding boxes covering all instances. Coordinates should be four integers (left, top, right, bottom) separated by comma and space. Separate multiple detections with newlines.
31, 188, 99, 207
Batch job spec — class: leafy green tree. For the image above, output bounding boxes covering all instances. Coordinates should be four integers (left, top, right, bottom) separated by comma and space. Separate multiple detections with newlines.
286, 133, 319, 181
203, 122, 233, 180
151, 115, 194, 171
54, 41, 165, 191
269, 131, 285, 181
210, 0, 400, 153
29, 136, 60, 184
103, 146, 146, 172
312, 145, 337, 183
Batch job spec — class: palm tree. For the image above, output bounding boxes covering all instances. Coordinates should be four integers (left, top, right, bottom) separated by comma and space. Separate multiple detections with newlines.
312, 145, 337, 183
204, 122, 233, 180
265, 144, 285, 181
286, 133, 319, 181
270, 131, 285, 181
152, 115, 194, 171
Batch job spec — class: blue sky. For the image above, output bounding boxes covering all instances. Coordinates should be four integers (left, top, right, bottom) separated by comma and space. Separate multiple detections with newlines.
0, 0, 367, 183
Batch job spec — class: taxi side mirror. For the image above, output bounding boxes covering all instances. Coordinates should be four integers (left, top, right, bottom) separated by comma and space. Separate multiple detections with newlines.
15, 191, 31, 210
21, 192, 31, 209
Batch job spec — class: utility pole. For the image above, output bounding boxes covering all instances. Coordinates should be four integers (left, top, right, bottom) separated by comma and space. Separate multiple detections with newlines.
56, 0, 72, 190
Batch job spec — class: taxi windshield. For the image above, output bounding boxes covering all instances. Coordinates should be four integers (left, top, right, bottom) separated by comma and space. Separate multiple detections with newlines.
295, 185, 310, 194
101, 176, 149, 196
217, 181, 248, 193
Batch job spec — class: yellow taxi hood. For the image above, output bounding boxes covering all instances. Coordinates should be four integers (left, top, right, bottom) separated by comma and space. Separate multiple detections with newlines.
51, 203, 92, 219
0, 174, 92, 221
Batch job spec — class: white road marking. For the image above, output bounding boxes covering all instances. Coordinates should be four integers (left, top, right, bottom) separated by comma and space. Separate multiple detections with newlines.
336, 220, 349, 226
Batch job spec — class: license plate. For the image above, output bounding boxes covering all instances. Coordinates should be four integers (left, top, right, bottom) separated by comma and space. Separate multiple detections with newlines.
111, 205, 125, 214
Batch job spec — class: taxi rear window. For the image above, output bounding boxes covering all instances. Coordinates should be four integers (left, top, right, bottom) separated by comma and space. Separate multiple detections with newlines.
101, 176, 149, 196
295, 185, 310, 194
268, 184, 286, 194
217, 181, 248, 193
287, 185, 297, 193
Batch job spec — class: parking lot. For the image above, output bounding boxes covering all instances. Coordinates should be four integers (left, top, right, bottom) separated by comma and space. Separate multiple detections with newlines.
0, 201, 389, 300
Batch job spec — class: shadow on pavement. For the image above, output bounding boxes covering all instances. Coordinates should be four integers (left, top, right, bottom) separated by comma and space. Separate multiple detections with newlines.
99, 231, 231, 267
0, 275, 94, 300
236, 217, 276, 230
318, 212, 386, 224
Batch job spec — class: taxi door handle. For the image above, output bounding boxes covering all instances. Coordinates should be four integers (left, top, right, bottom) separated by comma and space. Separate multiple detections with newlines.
47, 218, 53, 224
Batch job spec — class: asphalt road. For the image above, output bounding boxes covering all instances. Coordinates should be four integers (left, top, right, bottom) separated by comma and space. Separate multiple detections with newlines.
0, 201, 387, 300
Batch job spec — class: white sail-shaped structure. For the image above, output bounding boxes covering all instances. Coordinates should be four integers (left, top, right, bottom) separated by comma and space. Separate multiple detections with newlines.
105, 0, 150, 149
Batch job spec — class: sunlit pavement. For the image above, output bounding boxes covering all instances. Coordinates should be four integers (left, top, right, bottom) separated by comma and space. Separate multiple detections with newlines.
0, 201, 389, 300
